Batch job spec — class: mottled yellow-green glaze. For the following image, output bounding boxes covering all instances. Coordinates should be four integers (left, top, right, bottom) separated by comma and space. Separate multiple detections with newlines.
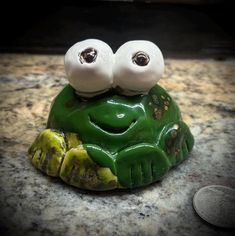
66, 133, 82, 149
29, 129, 119, 190
60, 146, 119, 190
29, 129, 66, 176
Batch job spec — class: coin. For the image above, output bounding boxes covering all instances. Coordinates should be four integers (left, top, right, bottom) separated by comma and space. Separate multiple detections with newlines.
193, 185, 235, 228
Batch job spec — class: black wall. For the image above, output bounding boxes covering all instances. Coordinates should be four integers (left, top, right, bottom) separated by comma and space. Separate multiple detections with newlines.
0, 1, 234, 59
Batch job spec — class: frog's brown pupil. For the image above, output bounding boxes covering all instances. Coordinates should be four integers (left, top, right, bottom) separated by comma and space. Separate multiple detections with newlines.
132, 51, 150, 66
80, 48, 97, 64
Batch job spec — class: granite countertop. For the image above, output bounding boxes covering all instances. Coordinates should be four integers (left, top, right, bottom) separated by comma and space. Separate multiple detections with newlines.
0, 54, 234, 236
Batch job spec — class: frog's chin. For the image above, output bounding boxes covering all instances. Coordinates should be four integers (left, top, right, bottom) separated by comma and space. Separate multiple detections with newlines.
114, 86, 147, 96
75, 88, 110, 98
74, 86, 147, 98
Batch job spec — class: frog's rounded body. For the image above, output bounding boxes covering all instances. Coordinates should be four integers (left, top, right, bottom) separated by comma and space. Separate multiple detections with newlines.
29, 84, 194, 190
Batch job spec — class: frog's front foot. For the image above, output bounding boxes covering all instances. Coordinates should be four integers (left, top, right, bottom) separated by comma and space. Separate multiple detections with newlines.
28, 129, 67, 176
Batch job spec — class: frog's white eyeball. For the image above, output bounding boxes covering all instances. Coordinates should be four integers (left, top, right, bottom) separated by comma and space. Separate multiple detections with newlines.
113, 40, 164, 95
64, 39, 114, 97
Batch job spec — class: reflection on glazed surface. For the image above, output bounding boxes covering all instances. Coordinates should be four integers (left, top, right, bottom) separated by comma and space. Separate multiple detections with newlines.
28, 84, 194, 189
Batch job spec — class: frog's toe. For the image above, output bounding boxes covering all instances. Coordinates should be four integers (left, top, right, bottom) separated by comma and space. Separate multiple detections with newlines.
116, 144, 171, 188
59, 145, 119, 191
28, 129, 66, 176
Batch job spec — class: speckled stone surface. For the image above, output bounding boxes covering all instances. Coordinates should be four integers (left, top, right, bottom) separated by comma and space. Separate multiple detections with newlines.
0, 54, 235, 236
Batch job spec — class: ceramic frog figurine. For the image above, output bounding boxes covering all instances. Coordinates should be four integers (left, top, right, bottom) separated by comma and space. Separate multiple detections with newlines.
28, 39, 194, 191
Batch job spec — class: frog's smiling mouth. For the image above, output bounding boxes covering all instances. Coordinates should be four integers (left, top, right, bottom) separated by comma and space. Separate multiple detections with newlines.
89, 116, 137, 134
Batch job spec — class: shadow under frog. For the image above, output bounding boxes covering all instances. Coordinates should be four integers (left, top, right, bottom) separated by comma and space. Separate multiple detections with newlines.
29, 84, 194, 190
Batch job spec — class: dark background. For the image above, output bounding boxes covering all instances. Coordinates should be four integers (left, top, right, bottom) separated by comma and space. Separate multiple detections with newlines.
0, 0, 234, 59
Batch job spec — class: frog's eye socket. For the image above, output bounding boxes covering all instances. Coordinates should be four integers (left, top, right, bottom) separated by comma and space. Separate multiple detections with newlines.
113, 41, 164, 96
64, 39, 113, 97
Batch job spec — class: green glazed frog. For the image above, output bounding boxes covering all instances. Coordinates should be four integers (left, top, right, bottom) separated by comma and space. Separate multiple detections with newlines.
29, 39, 194, 190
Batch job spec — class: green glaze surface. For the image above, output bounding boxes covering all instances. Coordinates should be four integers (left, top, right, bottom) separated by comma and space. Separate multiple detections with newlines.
29, 84, 194, 190
46, 84, 194, 188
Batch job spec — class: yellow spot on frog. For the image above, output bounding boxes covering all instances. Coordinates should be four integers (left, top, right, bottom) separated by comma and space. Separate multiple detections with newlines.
173, 124, 179, 130
66, 133, 82, 149
171, 130, 178, 138
152, 94, 159, 104
154, 110, 162, 119
164, 101, 170, 106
